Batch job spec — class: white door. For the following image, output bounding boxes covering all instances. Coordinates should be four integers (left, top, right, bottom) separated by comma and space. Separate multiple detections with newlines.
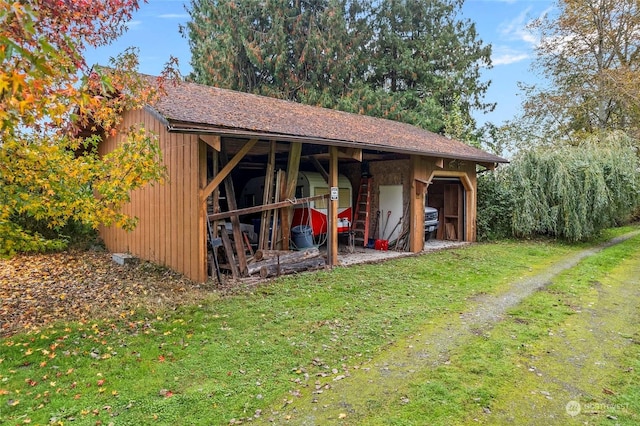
379, 185, 403, 242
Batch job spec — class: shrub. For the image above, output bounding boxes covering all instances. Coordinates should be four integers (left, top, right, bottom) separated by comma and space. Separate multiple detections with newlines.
477, 169, 515, 241
477, 131, 640, 242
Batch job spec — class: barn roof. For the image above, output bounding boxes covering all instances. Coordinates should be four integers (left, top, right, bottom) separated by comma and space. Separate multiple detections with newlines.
147, 77, 506, 164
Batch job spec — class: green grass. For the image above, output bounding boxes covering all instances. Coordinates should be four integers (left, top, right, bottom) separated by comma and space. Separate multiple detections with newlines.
1, 228, 638, 425
366, 228, 640, 425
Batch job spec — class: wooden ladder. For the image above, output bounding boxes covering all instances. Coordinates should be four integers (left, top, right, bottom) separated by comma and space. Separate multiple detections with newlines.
352, 176, 372, 247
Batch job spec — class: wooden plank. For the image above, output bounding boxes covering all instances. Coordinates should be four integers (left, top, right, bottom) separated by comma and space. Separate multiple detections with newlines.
220, 143, 248, 276
338, 147, 362, 161
189, 135, 202, 281
200, 138, 257, 204
171, 133, 180, 273
281, 142, 302, 250
207, 193, 329, 221
410, 156, 426, 252
309, 155, 329, 182
154, 109, 165, 266
270, 170, 285, 250
199, 134, 221, 151
219, 225, 240, 278
198, 138, 208, 282
259, 140, 276, 251
177, 133, 186, 275
211, 148, 220, 237
327, 146, 338, 267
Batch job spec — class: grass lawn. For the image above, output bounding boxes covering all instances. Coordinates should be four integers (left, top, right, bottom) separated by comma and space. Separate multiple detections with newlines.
1, 226, 638, 425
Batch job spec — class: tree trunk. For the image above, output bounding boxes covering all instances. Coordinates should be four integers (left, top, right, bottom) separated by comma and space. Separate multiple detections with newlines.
259, 257, 326, 279
246, 247, 321, 275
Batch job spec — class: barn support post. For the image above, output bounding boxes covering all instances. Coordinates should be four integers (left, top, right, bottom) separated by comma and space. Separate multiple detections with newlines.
410, 155, 428, 252
280, 142, 302, 250
327, 146, 339, 267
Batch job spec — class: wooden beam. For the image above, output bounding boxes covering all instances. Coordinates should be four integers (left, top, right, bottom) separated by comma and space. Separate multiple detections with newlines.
220, 143, 248, 275
258, 141, 277, 250
270, 170, 285, 250
199, 134, 221, 151
309, 155, 329, 182
410, 155, 427, 253
338, 147, 362, 161
434, 157, 444, 168
219, 225, 240, 278
414, 178, 430, 195
199, 138, 257, 204
198, 139, 208, 282
208, 193, 329, 221
327, 146, 339, 267
281, 142, 302, 250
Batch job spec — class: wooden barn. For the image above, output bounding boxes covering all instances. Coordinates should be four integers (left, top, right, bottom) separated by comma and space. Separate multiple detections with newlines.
98, 76, 507, 282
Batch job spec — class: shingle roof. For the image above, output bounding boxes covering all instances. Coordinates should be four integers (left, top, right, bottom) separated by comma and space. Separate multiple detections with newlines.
149, 77, 507, 164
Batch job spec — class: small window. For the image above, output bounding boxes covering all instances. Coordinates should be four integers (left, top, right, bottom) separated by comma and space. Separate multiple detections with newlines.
314, 187, 329, 209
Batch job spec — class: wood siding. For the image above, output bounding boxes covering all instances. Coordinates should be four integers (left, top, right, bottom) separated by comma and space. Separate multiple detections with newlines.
98, 108, 206, 282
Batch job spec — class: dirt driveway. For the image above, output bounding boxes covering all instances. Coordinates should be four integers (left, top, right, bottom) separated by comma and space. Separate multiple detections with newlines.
258, 231, 640, 425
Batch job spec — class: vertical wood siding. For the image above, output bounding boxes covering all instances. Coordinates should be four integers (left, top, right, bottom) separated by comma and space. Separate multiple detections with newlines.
98, 109, 205, 281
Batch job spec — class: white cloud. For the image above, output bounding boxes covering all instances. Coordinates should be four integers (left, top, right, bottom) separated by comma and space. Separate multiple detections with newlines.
157, 13, 189, 19
498, 7, 539, 47
493, 51, 530, 66
490, 4, 557, 66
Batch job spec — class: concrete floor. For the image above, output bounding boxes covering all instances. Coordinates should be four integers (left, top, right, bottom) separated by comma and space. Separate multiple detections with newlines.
335, 239, 469, 266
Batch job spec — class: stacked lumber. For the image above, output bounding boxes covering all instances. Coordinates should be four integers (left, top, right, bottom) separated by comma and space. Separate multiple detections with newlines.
246, 247, 325, 278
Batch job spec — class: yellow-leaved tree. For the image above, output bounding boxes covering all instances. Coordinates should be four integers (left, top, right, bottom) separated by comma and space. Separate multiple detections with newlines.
0, 1, 176, 255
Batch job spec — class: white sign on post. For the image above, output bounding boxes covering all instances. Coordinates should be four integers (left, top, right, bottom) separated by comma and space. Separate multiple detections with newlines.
330, 186, 339, 201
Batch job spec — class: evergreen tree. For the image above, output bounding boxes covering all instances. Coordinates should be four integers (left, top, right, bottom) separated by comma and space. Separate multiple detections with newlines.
183, 0, 366, 102
366, 0, 493, 134
183, 0, 493, 135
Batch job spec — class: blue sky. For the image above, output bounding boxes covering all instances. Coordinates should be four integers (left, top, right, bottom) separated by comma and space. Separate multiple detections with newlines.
84, 0, 554, 126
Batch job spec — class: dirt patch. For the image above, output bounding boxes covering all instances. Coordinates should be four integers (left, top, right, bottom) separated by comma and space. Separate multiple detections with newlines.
0, 249, 211, 337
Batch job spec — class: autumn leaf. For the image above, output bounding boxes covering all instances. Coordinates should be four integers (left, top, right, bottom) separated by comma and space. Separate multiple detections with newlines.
158, 389, 173, 398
